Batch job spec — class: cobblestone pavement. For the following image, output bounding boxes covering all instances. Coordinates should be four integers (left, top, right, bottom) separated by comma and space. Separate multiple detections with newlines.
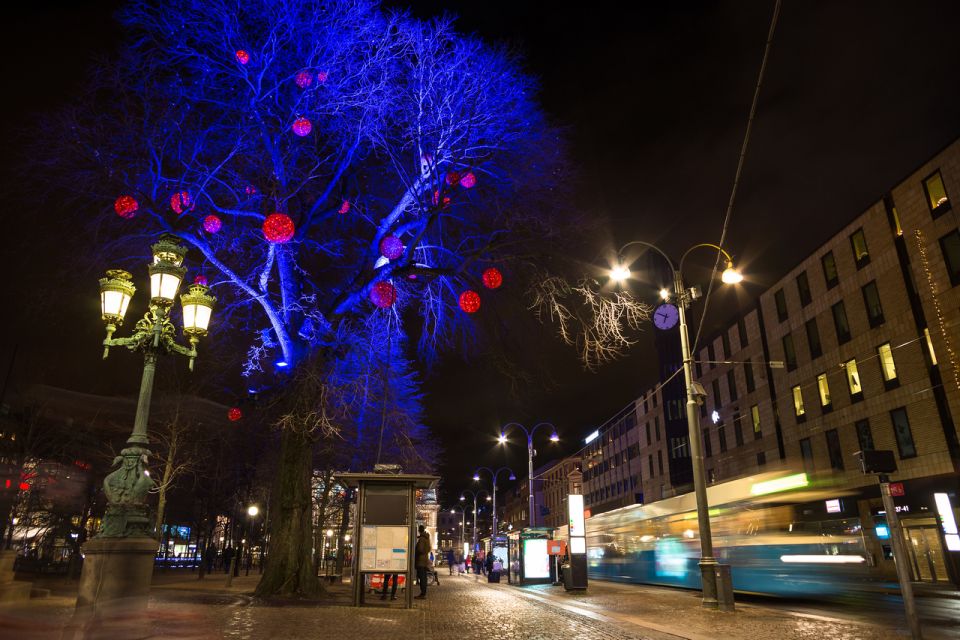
2, 571, 954, 640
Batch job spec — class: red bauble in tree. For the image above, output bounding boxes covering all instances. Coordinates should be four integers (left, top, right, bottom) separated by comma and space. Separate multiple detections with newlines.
262, 213, 295, 243
170, 190, 193, 214
291, 117, 312, 136
295, 70, 313, 88
317, 70, 329, 83
18, 482, 29, 492
379, 235, 404, 260
114, 195, 138, 218
482, 267, 503, 290
235, 50, 250, 65
245, 184, 257, 195
370, 281, 397, 308
202, 215, 222, 233
459, 290, 481, 313
445, 171, 461, 186
193, 274, 208, 286
228, 407, 242, 421
338, 200, 351, 214
432, 190, 451, 208
460, 172, 477, 188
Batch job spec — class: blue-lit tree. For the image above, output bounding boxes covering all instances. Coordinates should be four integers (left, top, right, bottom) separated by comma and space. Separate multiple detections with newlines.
45, 0, 605, 595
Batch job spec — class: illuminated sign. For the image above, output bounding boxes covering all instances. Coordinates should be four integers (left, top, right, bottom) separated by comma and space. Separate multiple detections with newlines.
825, 499, 842, 514
934, 493, 959, 550
568, 494, 585, 537
875, 525, 890, 539
711, 410, 720, 424
780, 555, 865, 564
584, 430, 600, 444
750, 473, 809, 496
523, 539, 551, 578
570, 537, 586, 554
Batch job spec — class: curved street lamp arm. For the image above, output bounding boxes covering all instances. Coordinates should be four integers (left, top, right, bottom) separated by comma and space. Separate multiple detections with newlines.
500, 422, 531, 439
616, 240, 677, 276
678, 243, 734, 275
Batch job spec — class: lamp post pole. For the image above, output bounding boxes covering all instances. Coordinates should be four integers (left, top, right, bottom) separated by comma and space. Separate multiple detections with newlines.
499, 423, 558, 528
611, 240, 742, 610
473, 467, 514, 538
460, 489, 489, 549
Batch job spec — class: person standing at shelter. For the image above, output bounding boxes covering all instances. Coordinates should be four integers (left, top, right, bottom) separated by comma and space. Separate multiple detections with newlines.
380, 573, 398, 600
414, 525, 431, 599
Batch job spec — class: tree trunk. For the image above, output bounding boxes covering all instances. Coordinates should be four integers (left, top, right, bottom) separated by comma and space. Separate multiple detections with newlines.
155, 428, 178, 534
312, 471, 333, 576
254, 428, 320, 598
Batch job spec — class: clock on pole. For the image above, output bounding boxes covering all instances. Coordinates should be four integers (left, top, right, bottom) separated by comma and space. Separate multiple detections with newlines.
653, 303, 679, 330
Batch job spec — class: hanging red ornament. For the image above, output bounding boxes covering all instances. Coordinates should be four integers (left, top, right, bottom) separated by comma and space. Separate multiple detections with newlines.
432, 190, 451, 208
291, 117, 312, 137
228, 407, 243, 421
235, 50, 250, 65
170, 190, 193, 214
459, 290, 481, 313
445, 171, 461, 186
338, 200, 351, 214
317, 70, 328, 83
245, 184, 257, 195
114, 195, 139, 218
18, 482, 29, 492
460, 172, 477, 188
203, 215, 222, 234
262, 213, 296, 243
379, 235, 404, 260
295, 70, 313, 88
193, 274, 208, 286
482, 267, 503, 290
370, 281, 397, 308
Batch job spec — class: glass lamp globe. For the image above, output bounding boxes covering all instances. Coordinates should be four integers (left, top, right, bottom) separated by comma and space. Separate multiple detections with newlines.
181, 283, 216, 337
99, 270, 136, 326
149, 234, 188, 304
721, 260, 744, 284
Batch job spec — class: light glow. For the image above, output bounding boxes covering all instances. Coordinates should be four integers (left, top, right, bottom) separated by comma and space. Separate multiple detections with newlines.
610, 265, 631, 282
750, 472, 809, 496
549, 432, 560, 442
584, 430, 600, 444
151, 271, 183, 302
659, 288, 670, 300
935, 493, 958, 535
721, 261, 744, 284
780, 555, 865, 564
247, 505, 259, 517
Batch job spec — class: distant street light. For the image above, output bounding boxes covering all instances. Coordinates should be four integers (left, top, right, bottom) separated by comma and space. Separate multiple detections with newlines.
498, 423, 559, 527
472, 467, 515, 538
247, 505, 260, 518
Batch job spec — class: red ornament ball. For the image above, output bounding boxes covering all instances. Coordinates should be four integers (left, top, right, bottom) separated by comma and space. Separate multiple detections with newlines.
193, 274, 208, 286
203, 214, 222, 234
445, 171, 461, 186
317, 70, 328, 83
459, 290, 481, 314
228, 407, 243, 422
370, 281, 397, 308
482, 267, 503, 290
460, 172, 477, 188
170, 190, 193, 214
338, 200, 351, 214
295, 70, 313, 88
262, 213, 296, 243
18, 482, 30, 492
245, 184, 257, 195
379, 235, 404, 260
432, 190, 451, 208
235, 50, 250, 65
291, 117, 312, 137
114, 195, 139, 218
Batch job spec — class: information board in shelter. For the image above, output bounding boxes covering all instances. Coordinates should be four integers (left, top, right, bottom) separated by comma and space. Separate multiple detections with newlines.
360, 525, 409, 571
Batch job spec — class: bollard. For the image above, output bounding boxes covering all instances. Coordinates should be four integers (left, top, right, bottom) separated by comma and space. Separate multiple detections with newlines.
715, 564, 735, 612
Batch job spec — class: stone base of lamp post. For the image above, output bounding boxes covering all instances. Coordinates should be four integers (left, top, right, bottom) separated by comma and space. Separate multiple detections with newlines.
0, 549, 32, 603
67, 536, 157, 639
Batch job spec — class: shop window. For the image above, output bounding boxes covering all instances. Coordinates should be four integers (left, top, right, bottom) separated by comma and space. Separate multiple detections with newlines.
751, 405, 762, 439
861, 281, 884, 327
727, 370, 738, 401
923, 170, 951, 218
774, 288, 788, 322
817, 372, 832, 412
796, 270, 812, 307
822, 251, 839, 289
890, 407, 917, 459
832, 301, 851, 344
738, 317, 749, 348
806, 317, 823, 359
825, 429, 845, 470
782, 333, 798, 371
940, 229, 960, 287
878, 342, 898, 389
845, 358, 864, 402
744, 360, 756, 393
855, 418, 875, 452
850, 228, 870, 269
792, 385, 805, 422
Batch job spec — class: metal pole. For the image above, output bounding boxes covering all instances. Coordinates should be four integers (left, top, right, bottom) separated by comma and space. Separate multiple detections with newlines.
492, 481, 498, 540
128, 337, 160, 446
472, 498, 478, 549
528, 438, 535, 528
675, 270, 719, 608
880, 477, 923, 639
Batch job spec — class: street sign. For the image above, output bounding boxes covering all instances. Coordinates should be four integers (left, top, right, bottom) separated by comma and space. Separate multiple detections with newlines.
889, 482, 905, 496
547, 540, 567, 556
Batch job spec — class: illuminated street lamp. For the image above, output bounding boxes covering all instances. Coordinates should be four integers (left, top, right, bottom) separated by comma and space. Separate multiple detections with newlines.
459, 489, 490, 549
472, 466, 515, 539
498, 422, 559, 527
247, 505, 260, 518
609, 240, 743, 609
450, 505, 469, 550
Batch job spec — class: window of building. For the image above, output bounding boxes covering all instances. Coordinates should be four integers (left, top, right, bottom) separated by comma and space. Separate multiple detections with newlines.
923, 170, 951, 218
700, 401, 707, 419
703, 429, 712, 457
757, 451, 767, 466
733, 413, 744, 446
805, 318, 823, 359
825, 429, 845, 470
782, 333, 798, 371
695, 359, 702, 378
822, 251, 839, 289
744, 360, 756, 393
707, 343, 716, 369
721, 331, 731, 360
925, 327, 939, 366
878, 342, 898, 389
727, 370, 738, 401
646, 423, 651, 446
648, 454, 654, 478
751, 405, 762, 439
832, 300, 851, 344
817, 372, 832, 411
845, 358, 863, 402
712, 379, 721, 409
774, 288, 788, 322
850, 228, 870, 269
855, 418, 874, 452
884, 195, 903, 236
940, 230, 960, 287
652, 393, 658, 407
655, 417, 661, 441
799, 437, 814, 472
718, 426, 727, 453
796, 270, 812, 307
862, 281, 884, 327
792, 385, 805, 421
890, 407, 917, 459
657, 450, 664, 475
738, 317, 749, 348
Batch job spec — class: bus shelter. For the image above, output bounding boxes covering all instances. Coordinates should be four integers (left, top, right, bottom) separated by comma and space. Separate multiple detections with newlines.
507, 528, 554, 585
336, 472, 439, 609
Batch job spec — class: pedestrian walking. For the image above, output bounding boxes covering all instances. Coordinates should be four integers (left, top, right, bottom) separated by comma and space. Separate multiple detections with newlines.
203, 543, 216, 575
446, 548, 456, 575
222, 546, 234, 574
414, 525, 431, 599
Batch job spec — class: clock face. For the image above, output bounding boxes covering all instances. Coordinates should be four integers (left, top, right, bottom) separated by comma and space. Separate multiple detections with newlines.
653, 303, 679, 330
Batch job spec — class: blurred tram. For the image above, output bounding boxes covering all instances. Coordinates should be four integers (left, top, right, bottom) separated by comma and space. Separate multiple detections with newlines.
585, 471, 871, 596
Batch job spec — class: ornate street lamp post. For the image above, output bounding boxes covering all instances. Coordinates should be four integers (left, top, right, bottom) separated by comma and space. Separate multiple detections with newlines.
610, 240, 742, 610
472, 467, 514, 539
75, 234, 215, 623
498, 423, 559, 528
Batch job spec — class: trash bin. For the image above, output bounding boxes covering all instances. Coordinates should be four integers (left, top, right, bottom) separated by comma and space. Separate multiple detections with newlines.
561, 564, 572, 588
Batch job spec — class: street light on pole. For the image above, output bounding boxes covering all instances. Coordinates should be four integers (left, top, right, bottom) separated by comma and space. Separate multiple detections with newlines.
498, 423, 559, 528
609, 240, 742, 610
472, 467, 514, 539
459, 489, 490, 549
450, 506, 468, 550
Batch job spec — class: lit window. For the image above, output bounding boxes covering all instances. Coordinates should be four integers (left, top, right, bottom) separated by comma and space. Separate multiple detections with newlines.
822, 251, 839, 289
792, 385, 805, 418
923, 170, 951, 218
845, 359, 863, 399
878, 343, 898, 385
751, 405, 762, 439
925, 328, 938, 365
850, 229, 870, 269
817, 373, 832, 409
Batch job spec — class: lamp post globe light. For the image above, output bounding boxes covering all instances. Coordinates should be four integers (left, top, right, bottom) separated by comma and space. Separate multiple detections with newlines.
77, 234, 215, 620
459, 489, 489, 548
450, 505, 469, 550
472, 466, 514, 540
498, 422, 559, 528
609, 240, 742, 610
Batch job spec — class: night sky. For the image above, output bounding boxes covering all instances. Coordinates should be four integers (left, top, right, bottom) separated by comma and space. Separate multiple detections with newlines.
3, 2, 960, 505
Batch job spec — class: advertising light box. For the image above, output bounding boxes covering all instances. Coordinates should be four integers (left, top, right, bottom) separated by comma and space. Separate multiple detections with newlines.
523, 539, 551, 579
568, 494, 585, 537
570, 537, 586, 554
